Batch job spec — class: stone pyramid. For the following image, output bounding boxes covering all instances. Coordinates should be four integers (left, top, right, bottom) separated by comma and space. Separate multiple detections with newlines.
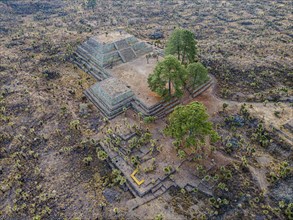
75, 31, 153, 71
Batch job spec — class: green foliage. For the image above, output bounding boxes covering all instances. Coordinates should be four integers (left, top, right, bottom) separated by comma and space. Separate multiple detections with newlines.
165, 29, 197, 64
143, 116, 157, 124
209, 197, 229, 209
164, 102, 220, 149
97, 149, 108, 161
285, 203, 293, 219
111, 169, 126, 185
148, 31, 209, 99
267, 161, 291, 183
163, 166, 173, 174
69, 119, 80, 130
131, 156, 140, 167
148, 55, 187, 100
204, 175, 211, 181
274, 111, 281, 118
177, 149, 186, 159
241, 156, 248, 167
33, 215, 41, 220
83, 156, 93, 165
217, 182, 228, 191
251, 123, 271, 147
154, 213, 164, 220
128, 136, 139, 149
222, 103, 229, 111
186, 62, 209, 89
219, 166, 233, 181
239, 103, 250, 119
279, 201, 286, 208
113, 207, 119, 214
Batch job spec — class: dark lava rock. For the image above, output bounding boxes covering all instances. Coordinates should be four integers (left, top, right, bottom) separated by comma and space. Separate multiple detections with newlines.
103, 188, 121, 203
0, 27, 9, 34
42, 70, 60, 80
270, 176, 293, 203
241, 21, 253, 26
225, 115, 245, 127
7, 2, 62, 15
255, 215, 266, 220
0, 66, 6, 72
150, 31, 164, 40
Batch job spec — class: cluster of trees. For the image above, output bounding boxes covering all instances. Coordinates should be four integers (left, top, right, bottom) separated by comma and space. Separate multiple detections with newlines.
148, 29, 209, 100
148, 30, 217, 151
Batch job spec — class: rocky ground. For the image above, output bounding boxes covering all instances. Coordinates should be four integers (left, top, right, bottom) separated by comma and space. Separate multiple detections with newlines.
0, 0, 292, 219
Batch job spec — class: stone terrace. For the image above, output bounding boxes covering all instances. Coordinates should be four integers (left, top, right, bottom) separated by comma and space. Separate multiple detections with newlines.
72, 31, 213, 119
85, 78, 134, 119
73, 31, 216, 207
96, 116, 216, 210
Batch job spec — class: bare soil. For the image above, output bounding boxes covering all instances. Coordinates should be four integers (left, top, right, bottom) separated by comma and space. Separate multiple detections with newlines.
110, 55, 163, 107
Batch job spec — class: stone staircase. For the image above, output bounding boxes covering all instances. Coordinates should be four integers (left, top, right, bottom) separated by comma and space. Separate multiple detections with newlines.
73, 35, 153, 73
114, 39, 129, 50
156, 98, 181, 118
132, 42, 153, 57
131, 97, 180, 118
72, 55, 110, 81
125, 170, 176, 198
131, 98, 163, 116
119, 47, 137, 63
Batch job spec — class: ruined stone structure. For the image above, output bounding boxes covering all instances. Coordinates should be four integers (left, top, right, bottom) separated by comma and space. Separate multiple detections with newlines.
85, 78, 134, 119
72, 31, 215, 206
72, 31, 213, 119
98, 128, 215, 210
73, 32, 153, 78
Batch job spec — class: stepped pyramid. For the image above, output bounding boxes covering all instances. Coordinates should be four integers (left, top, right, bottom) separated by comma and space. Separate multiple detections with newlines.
84, 78, 134, 119
72, 31, 212, 120
72, 31, 153, 81
71, 31, 154, 119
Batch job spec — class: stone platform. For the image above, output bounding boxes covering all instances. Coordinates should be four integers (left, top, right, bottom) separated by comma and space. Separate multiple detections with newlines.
85, 78, 134, 119
97, 126, 215, 210
72, 31, 213, 119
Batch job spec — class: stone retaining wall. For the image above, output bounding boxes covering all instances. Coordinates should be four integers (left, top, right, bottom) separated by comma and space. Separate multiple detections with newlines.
73, 32, 213, 120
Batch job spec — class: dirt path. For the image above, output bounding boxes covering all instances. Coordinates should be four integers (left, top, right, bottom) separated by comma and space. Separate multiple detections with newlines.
248, 165, 269, 193
193, 75, 291, 195
197, 75, 292, 142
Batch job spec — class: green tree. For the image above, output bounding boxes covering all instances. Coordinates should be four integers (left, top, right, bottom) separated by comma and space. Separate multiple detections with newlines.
164, 102, 219, 149
148, 55, 187, 100
165, 29, 197, 65
186, 62, 209, 90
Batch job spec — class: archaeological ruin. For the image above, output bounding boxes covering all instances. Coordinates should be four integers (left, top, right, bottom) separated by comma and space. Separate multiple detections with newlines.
72, 31, 213, 119
72, 31, 215, 207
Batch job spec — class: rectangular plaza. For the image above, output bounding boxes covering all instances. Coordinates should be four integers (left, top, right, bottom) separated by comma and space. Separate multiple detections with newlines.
109, 55, 163, 108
